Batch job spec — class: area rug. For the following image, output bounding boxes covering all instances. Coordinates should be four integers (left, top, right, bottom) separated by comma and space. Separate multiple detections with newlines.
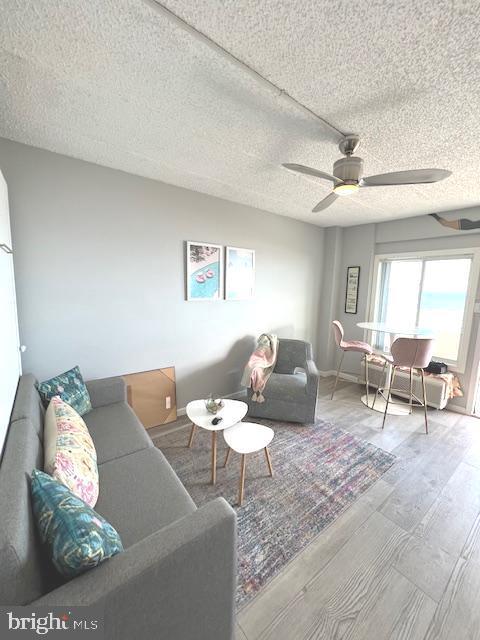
153, 419, 395, 608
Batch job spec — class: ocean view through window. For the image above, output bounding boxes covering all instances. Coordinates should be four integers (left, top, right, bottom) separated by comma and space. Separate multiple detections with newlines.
370, 249, 480, 370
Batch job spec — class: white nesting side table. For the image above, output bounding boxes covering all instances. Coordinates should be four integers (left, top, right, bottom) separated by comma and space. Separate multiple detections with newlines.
223, 422, 274, 506
186, 399, 248, 484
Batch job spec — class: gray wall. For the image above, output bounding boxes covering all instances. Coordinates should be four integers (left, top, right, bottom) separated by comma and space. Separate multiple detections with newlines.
334, 224, 375, 375
0, 139, 324, 408
317, 224, 376, 375
317, 227, 343, 371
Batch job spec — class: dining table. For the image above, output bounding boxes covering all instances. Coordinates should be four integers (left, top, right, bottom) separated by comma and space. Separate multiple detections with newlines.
357, 321, 433, 338
356, 321, 434, 414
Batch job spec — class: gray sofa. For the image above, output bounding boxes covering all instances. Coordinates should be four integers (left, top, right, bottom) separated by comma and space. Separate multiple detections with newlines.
0, 374, 237, 640
247, 339, 319, 424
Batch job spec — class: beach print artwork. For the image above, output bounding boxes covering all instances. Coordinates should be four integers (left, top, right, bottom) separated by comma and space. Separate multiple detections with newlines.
226, 247, 255, 300
186, 241, 222, 300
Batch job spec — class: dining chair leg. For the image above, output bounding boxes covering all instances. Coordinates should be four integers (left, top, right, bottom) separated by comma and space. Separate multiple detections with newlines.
421, 368, 429, 434
408, 367, 413, 414
331, 351, 345, 400
382, 366, 396, 430
365, 354, 370, 407
223, 446, 231, 468
264, 447, 274, 477
187, 423, 196, 448
372, 360, 387, 411
238, 454, 246, 506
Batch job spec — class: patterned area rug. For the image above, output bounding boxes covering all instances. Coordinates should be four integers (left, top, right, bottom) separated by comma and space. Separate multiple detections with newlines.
154, 419, 395, 608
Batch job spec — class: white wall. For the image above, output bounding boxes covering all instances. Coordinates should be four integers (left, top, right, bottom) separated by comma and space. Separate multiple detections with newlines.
0, 139, 324, 408
319, 213, 480, 409
375, 214, 480, 410
376, 207, 480, 243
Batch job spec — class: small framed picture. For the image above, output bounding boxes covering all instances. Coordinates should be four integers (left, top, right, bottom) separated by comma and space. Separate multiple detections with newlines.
225, 246, 255, 300
186, 241, 223, 301
345, 266, 360, 314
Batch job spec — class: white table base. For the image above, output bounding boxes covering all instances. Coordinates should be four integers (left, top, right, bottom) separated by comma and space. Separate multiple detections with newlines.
361, 393, 411, 416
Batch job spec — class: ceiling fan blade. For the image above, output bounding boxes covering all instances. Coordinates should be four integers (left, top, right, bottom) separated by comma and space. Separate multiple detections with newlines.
361, 168, 451, 187
312, 192, 338, 213
283, 163, 342, 186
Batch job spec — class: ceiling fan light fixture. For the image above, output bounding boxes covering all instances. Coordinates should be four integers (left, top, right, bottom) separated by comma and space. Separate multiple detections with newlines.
282, 135, 451, 213
333, 182, 359, 196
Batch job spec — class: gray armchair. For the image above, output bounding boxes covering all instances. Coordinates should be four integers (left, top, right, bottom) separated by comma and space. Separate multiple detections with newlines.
247, 338, 319, 424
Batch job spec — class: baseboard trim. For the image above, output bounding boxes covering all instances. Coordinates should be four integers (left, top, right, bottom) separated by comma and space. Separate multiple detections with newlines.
318, 369, 336, 377
447, 404, 472, 416
175, 381, 473, 418
318, 370, 359, 383
177, 389, 247, 417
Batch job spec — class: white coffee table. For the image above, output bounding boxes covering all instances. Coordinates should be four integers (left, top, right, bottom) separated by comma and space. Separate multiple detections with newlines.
186, 399, 248, 484
223, 422, 274, 506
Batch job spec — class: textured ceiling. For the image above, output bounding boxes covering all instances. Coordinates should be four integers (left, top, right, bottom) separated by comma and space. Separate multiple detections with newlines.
1, 0, 479, 227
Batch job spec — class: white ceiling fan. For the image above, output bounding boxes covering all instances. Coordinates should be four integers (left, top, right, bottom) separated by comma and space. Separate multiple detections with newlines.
283, 135, 452, 213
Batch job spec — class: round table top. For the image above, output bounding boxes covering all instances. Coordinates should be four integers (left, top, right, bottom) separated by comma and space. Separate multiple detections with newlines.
186, 398, 248, 431
223, 422, 274, 454
357, 321, 433, 337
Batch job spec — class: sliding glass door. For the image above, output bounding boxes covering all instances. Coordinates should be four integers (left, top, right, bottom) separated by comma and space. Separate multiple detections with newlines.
371, 250, 478, 370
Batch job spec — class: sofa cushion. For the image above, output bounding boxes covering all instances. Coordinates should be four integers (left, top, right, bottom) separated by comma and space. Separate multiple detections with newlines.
95, 448, 196, 548
10, 374, 45, 439
31, 470, 123, 579
0, 419, 61, 605
37, 366, 92, 416
83, 402, 152, 465
85, 377, 126, 408
44, 397, 99, 507
264, 371, 308, 402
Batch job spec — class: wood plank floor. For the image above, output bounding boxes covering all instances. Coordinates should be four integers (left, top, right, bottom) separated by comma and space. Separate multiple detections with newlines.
233, 377, 480, 640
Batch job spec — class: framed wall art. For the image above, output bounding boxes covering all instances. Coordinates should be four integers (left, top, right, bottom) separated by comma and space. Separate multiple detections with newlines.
186, 241, 223, 301
225, 246, 255, 300
345, 266, 360, 314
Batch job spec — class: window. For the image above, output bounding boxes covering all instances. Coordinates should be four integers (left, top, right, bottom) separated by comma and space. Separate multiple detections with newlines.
371, 249, 480, 371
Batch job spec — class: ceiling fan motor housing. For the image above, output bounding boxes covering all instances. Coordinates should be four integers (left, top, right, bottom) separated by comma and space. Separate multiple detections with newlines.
333, 156, 363, 184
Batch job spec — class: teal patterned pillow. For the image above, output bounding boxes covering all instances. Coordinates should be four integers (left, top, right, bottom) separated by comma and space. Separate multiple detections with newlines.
37, 366, 92, 415
31, 469, 123, 579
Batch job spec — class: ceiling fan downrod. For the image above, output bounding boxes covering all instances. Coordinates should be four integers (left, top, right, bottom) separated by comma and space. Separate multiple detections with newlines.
338, 134, 360, 157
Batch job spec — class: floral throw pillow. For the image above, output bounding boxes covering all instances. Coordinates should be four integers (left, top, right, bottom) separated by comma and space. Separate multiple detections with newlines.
37, 366, 92, 416
31, 469, 123, 579
44, 396, 99, 507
